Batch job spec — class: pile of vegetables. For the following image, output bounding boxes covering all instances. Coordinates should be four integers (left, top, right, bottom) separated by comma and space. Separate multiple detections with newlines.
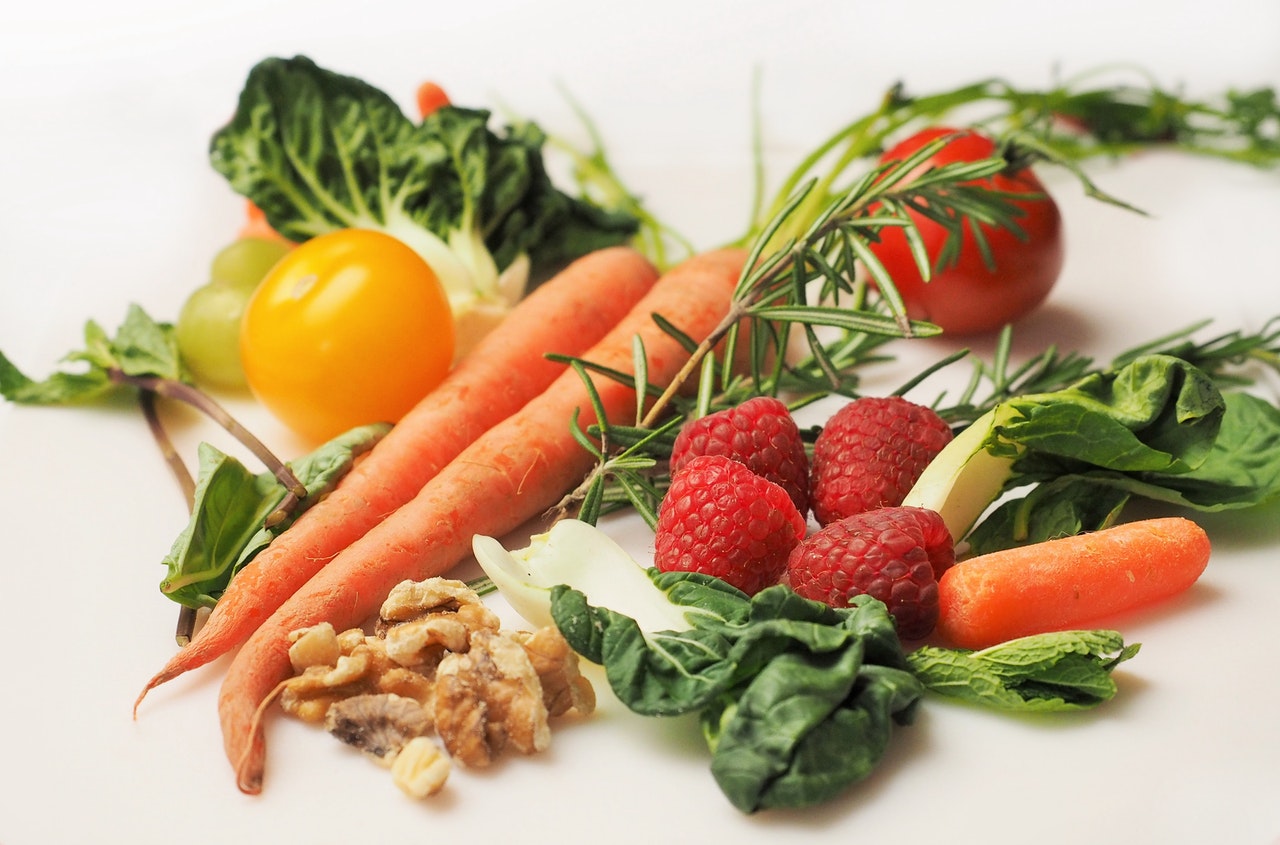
3, 56, 1280, 812
178, 56, 643, 441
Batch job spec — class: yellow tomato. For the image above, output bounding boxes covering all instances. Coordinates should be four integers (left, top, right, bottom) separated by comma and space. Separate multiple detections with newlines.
240, 229, 454, 443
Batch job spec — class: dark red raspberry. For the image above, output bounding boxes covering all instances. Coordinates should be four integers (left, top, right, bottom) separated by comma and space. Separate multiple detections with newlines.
784, 506, 954, 640
655, 454, 808, 595
810, 396, 953, 526
669, 396, 811, 516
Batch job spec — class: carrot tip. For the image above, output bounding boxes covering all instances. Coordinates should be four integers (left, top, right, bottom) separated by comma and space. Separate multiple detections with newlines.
132, 676, 163, 719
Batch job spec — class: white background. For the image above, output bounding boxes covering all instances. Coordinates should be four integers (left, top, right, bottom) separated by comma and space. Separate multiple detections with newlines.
2, 2, 1279, 843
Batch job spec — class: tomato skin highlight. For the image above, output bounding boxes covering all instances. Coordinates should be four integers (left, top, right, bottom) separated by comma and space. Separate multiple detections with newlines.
240, 229, 455, 443
870, 127, 1065, 335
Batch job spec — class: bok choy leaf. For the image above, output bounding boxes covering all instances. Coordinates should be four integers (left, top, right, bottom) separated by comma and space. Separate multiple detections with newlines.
209, 56, 639, 347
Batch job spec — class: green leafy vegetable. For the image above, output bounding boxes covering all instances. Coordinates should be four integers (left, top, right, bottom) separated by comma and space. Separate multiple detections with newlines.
902, 354, 1280, 552
906, 630, 1140, 711
529, 541, 1144, 810
550, 573, 923, 813
209, 55, 639, 322
159, 423, 389, 608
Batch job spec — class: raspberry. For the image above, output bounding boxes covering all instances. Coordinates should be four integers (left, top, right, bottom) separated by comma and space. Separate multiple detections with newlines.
654, 454, 808, 595
784, 506, 954, 640
810, 396, 953, 526
670, 396, 810, 515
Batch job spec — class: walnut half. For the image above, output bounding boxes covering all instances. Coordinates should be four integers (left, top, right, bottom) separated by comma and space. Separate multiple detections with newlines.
324, 693, 433, 766
391, 737, 451, 798
434, 629, 551, 767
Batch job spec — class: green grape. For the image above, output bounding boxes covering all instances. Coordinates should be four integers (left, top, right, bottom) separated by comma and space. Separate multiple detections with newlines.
176, 281, 254, 389
209, 237, 291, 290
176, 237, 291, 389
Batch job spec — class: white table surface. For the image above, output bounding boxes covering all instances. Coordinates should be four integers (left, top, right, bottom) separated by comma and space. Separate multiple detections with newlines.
2, 2, 1279, 843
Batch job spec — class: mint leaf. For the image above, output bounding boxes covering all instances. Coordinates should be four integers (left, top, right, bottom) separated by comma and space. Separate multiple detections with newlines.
0, 304, 180, 406
906, 630, 1140, 712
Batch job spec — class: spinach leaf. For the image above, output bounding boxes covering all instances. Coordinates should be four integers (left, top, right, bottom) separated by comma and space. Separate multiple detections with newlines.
705, 653, 922, 812
159, 422, 388, 608
550, 576, 922, 812
906, 630, 1140, 711
967, 382, 1280, 553
996, 354, 1225, 474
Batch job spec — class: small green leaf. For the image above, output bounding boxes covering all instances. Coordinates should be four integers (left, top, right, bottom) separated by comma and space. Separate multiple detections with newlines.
158, 422, 390, 608
0, 305, 182, 406
906, 630, 1139, 712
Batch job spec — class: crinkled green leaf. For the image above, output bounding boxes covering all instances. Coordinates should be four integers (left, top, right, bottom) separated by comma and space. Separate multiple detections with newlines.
968, 387, 1280, 553
906, 630, 1140, 712
706, 650, 922, 813
1132, 391, 1280, 508
997, 354, 1225, 474
208, 55, 638, 300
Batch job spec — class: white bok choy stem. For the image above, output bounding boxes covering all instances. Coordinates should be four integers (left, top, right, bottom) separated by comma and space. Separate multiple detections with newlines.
900, 404, 1022, 543
472, 519, 693, 633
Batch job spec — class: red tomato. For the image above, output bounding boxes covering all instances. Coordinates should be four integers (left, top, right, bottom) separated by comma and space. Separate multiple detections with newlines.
869, 127, 1064, 335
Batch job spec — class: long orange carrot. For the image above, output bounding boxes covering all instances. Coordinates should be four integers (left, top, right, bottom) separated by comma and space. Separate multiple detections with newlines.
220, 247, 747, 793
937, 517, 1211, 649
135, 246, 658, 712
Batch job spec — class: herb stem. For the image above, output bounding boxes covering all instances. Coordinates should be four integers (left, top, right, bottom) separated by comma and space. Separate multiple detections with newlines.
641, 302, 751, 428
138, 391, 202, 646
139, 391, 196, 510
109, 369, 306, 526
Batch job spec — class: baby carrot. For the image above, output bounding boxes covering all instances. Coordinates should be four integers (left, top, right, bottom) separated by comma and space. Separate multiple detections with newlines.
415, 81, 450, 118
220, 247, 747, 793
238, 201, 292, 244
135, 246, 658, 713
937, 517, 1211, 649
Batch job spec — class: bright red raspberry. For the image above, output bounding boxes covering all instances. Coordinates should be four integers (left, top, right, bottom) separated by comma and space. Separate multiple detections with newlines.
670, 396, 811, 515
654, 454, 808, 595
809, 396, 953, 526
784, 506, 954, 640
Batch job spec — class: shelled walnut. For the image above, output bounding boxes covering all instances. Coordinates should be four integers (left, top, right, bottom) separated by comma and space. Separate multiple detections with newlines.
434, 628, 551, 767
276, 577, 595, 799
324, 693, 433, 764
513, 626, 597, 718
